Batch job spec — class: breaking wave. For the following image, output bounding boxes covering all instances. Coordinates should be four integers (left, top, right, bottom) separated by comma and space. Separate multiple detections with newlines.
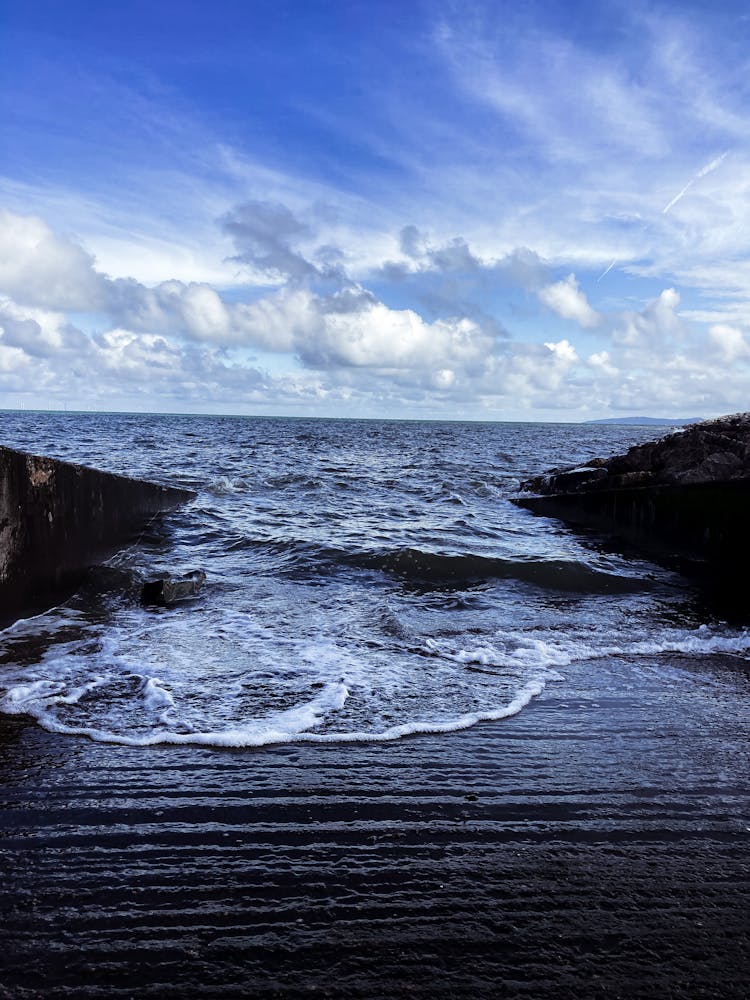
0, 412, 741, 752
2, 611, 747, 748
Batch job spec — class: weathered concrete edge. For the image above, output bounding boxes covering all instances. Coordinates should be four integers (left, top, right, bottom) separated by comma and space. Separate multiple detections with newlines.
1, 444, 195, 626
512, 480, 750, 570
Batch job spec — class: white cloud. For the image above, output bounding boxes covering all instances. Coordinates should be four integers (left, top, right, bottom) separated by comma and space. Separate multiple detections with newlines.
708, 323, 750, 361
613, 288, 682, 346
437, 18, 670, 164
302, 299, 494, 376
0, 299, 90, 357
543, 339, 578, 365
4, 195, 750, 420
0, 210, 107, 311
232, 289, 317, 352
538, 275, 600, 328
0, 340, 30, 374
222, 200, 319, 283
587, 350, 618, 377
107, 280, 235, 343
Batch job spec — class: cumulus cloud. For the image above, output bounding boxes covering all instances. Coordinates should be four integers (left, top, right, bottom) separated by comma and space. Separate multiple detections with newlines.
5, 202, 750, 419
425, 237, 480, 274
543, 338, 578, 365
399, 225, 426, 259
106, 279, 232, 342
538, 274, 600, 328
299, 297, 495, 379
0, 209, 509, 403
708, 323, 750, 361
0, 210, 503, 391
379, 232, 478, 282
0, 210, 108, 311
492, 340, 579, 400
0, 298, 299, 409
613, 287, 682, 346
0, 299, 89, 358
221, 200, 320, 282
587, 350, 618, 377
374, 231, 549, 346
383, 230, 543, 288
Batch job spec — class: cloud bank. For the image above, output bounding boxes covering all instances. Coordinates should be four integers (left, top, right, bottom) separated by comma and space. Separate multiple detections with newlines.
3, 2, 750, 418
2, 197, 748, 420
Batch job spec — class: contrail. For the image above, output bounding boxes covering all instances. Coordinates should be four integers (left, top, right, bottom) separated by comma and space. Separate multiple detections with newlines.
662, 151, 728, 214
696, 151, 729, 177
597, 259, 617, 282
662, 180, 695, 215
598, 151, 728, 285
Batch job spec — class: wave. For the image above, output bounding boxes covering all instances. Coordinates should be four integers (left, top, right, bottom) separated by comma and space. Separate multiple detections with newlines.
263, 473, 321, 490
205, 471, 325, 496
0, 672, 545, 748
2, 604, 749, 750
206, 476, 250, 496
424, 626, 750, 671
219, 536, 648, 594
343, 547, 647, 593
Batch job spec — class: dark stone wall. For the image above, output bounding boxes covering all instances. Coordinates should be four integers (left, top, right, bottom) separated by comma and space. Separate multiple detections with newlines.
0, 445, 194, 624
514, 481, 750, 570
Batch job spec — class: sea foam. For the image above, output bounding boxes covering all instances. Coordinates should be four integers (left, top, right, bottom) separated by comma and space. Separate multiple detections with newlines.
2, 611, 747, 749
0, 414, 748, 751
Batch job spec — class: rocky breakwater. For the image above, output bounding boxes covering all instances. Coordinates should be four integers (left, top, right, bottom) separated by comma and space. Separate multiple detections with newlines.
514, 413, 750, 573
0, 445, 194, 626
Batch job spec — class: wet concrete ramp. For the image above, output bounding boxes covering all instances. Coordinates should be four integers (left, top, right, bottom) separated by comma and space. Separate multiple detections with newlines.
0, 650, 748, 999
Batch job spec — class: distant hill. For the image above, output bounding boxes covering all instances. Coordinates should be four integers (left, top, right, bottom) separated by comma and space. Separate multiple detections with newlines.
585, 416, 702, 426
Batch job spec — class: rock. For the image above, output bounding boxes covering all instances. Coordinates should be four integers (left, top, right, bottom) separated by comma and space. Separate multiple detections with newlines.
547, 466, 609, 493
519, 413, 750, 495
513, 413, 750, 576
141, 570, 206, 606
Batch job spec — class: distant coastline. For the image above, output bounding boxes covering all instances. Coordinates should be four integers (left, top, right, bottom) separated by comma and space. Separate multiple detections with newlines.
585, 416, 701, 426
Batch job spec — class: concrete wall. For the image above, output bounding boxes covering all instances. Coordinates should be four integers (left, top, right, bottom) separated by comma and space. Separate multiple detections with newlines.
0, 445, 194, 624
514, 480, 750, 570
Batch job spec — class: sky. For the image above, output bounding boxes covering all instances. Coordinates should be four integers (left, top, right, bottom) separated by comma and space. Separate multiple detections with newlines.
1, 0, 750, 421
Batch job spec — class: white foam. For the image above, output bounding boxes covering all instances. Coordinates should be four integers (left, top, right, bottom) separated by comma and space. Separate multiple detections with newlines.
2, 676, 542, 748
4, 678, 67, 709
2, 606, 84, 637
424, 633, 573, 670
424, 625, 750, 674
206, 476, 249, 496
2, 597, 748, 750
141, 676, 177, 723
4, 677, 353, 748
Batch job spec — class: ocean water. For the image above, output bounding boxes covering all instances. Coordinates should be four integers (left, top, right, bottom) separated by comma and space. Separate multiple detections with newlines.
1, 411, 747, 749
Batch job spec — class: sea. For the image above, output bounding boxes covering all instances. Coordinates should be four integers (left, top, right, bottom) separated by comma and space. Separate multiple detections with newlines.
1, 410, 748, 750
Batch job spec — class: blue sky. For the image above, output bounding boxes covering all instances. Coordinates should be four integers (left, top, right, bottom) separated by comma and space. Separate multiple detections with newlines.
1, 0, 750, 419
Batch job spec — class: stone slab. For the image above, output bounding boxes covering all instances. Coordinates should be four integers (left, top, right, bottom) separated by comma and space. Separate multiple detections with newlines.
0, 445, 194, 624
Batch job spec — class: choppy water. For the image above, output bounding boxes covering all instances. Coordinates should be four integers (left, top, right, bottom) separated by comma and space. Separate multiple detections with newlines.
1, 411, 747, 748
